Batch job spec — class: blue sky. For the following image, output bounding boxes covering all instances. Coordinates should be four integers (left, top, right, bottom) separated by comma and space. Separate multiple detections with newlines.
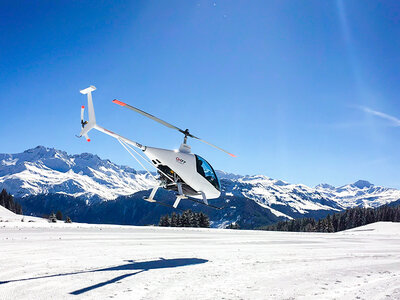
1, 1, 400, 188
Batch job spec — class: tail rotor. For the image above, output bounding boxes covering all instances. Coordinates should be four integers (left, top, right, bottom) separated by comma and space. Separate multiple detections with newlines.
81, 105, 85, 127
78, 86, 97, 142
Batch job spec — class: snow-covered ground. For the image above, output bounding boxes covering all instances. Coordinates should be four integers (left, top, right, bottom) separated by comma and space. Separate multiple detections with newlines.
1, 216, 399, 300
0, 205, 46, 223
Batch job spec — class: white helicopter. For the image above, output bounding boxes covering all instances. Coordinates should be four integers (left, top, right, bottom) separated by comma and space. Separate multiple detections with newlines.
78, 86, 235, 210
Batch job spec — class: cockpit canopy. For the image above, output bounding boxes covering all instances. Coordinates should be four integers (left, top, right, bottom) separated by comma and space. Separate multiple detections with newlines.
195, 155, 220, 191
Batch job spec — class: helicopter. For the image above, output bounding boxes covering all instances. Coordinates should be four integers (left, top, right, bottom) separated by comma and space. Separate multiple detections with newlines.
78, 86, 235, 210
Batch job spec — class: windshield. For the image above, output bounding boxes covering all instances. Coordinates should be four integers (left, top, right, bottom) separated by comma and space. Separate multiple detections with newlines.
195, 155, 220, 191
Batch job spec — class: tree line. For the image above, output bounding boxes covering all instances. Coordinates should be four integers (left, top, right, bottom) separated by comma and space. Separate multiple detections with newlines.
0, 189, 22, 214
259, 204, 400, 233
159, 210, 210, 228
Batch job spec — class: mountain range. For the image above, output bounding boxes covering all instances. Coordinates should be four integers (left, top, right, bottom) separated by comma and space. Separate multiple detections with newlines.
1, 146, 399, 228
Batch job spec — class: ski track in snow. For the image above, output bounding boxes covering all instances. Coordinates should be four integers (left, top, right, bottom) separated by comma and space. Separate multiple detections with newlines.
0, 220, 399, 300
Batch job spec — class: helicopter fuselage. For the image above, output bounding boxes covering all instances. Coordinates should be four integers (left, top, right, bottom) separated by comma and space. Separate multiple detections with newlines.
144, 147, 221, 200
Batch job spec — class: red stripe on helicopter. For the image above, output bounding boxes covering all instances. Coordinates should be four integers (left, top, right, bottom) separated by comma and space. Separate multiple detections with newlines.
112, 99, 127, 106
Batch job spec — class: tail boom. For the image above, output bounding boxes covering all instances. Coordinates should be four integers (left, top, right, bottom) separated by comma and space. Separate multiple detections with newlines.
79, 85, 145, 150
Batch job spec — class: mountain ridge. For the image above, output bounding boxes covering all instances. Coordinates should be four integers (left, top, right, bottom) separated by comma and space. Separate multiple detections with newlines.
0, 145, 156, 201
1, 146, 399, 226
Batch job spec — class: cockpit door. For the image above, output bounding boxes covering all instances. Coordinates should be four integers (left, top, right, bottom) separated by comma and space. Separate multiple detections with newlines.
195, 155, 220, 191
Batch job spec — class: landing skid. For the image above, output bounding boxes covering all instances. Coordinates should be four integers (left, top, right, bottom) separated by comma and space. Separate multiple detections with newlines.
145, 196, 224, 210
144, 184, 224, 210
187, 198, 225, 210
143, 197, 185, 212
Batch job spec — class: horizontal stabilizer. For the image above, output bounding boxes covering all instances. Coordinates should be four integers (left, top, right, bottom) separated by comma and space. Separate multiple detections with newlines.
80, 86, 96, 95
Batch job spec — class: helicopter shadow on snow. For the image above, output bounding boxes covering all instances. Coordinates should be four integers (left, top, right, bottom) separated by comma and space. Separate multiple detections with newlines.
0, 257, 208, 295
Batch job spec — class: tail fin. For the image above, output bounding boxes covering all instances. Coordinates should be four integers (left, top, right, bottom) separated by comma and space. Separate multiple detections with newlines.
79, 86, 97, 141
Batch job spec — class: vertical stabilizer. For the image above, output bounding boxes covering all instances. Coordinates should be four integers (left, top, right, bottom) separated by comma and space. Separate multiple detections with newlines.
77, 85, 145, 149
79, 86, 97, 141
80, 86, 96, 125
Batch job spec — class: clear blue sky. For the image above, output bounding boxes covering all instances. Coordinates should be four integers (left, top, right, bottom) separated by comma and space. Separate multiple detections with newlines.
1, 1, 400, 188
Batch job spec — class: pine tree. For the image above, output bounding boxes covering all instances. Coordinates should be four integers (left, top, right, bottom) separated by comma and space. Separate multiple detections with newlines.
326, 215, 334, 233
186, 210, 195, 227
170, 212, 178, 227
56, 211, 63, 221
395, 207, 400, 222
304, 223, 313, 232
1, 189, 7, 203
180, 211, 187, 227
15, 203, 23, 215
199, 212, 210, 228
159, 215, 170, 227
0, 189, 23, 215
260, 203, 400, 233
158, 210, 210, 228
0, 190, 5, 207
193, 213, 200, 227
176, 214, 183, 227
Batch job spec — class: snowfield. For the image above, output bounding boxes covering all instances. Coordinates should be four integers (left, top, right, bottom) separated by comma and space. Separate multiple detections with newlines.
1, 214, 399, 299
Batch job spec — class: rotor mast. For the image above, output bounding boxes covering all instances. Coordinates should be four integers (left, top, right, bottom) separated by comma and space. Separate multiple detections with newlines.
179, 129, 191, 153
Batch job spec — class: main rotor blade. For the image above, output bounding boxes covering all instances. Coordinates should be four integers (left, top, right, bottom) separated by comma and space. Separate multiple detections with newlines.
192, 136, 236, 157
113, 99, 236, 157
112, 99, 186, 133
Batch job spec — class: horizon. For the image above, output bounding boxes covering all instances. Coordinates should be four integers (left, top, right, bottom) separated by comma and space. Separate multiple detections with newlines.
1, 1, 400, 189
2, 144, 394, 190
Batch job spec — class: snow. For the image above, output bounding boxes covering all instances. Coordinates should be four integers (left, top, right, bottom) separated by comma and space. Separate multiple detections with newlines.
1, 158, 18, 166
0, 205, 16, 218
343, 222, 400, 235
225, 175, 344, 216
267, 205, 293, 219
0, 221, 399, 299
0, 206, 47, 223
316, 181, 400, 208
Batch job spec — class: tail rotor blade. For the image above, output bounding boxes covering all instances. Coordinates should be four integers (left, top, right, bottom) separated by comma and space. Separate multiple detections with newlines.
81, 106, 85, 123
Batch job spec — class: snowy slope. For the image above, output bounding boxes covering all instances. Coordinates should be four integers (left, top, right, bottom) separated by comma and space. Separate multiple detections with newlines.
0, 205, 47, 223
0, 205, 16, 218
0, 146, 156, 201
343, 221, 400, 235
0, 221, 399, 299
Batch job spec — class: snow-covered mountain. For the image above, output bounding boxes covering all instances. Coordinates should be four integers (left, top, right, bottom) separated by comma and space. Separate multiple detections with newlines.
217, 172, 344, 219
0, 146, 156, 201
217, 172, 400, 219
315, 180, 400, 209
1, 146, 399, 223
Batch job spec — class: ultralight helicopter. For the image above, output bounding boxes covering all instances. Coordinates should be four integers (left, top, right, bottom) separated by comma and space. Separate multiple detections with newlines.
78, 86, 235, 209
